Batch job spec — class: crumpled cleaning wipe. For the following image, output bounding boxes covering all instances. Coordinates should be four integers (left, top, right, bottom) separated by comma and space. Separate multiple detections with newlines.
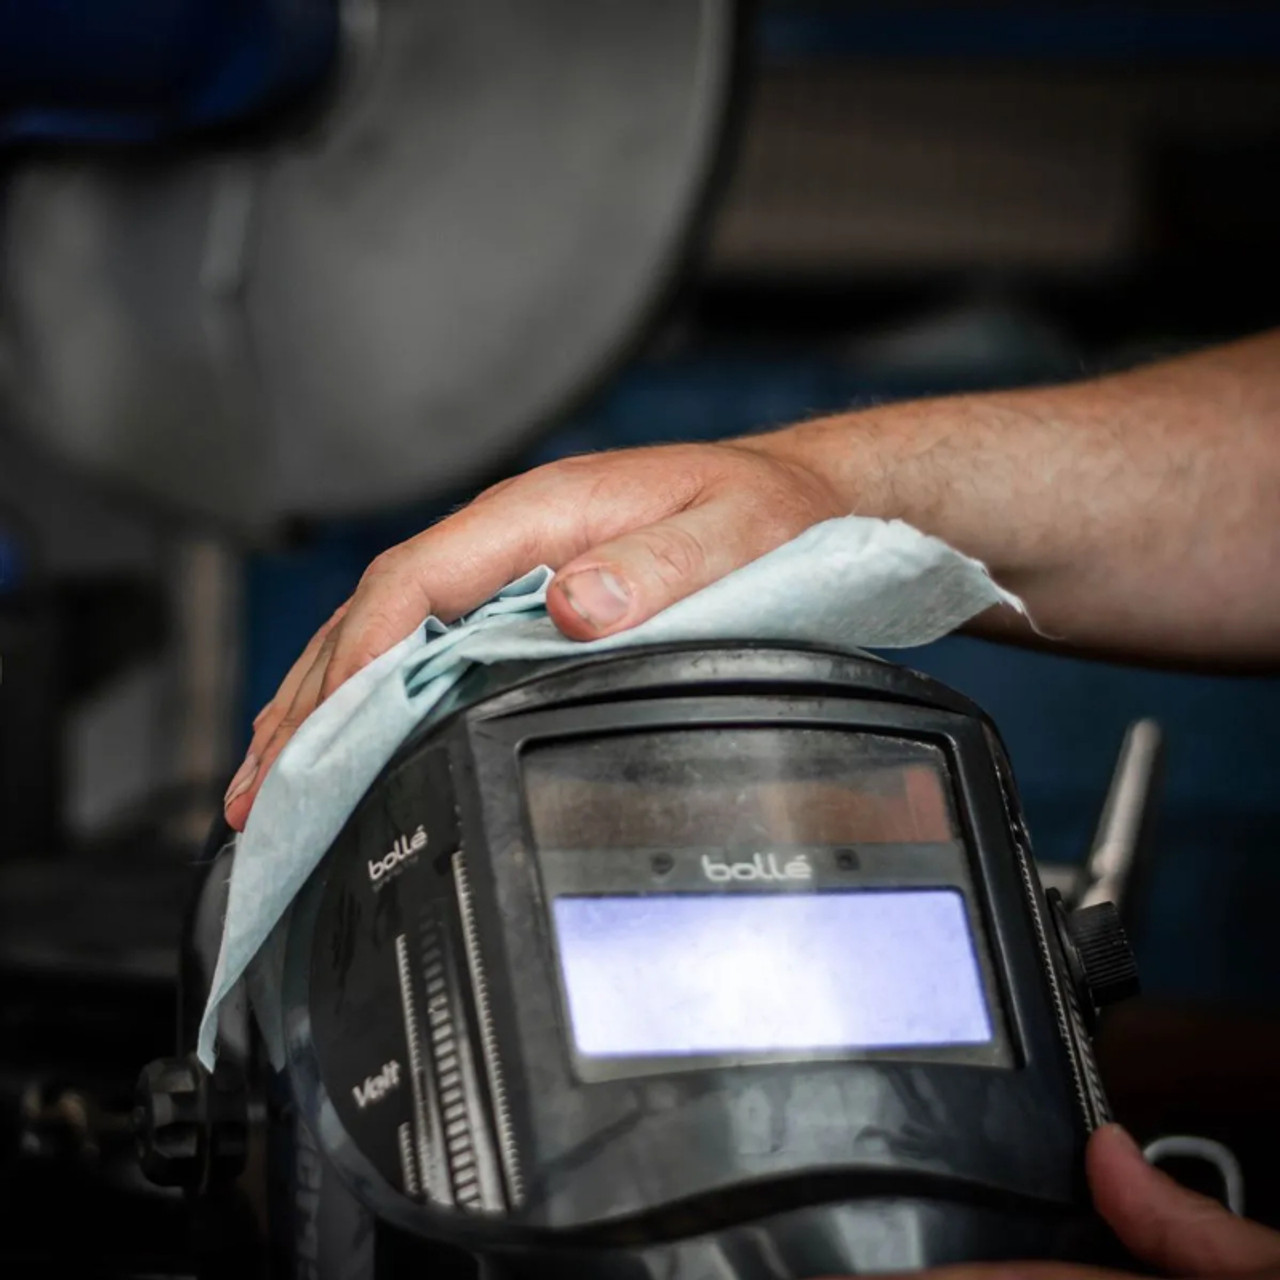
197, 516, 1024, 1068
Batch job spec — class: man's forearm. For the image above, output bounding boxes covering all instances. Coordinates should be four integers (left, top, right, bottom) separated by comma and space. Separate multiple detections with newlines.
762, 330, 1280, 667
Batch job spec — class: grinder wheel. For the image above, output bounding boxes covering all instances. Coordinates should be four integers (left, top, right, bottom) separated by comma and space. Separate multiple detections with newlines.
1, 0, 741, 533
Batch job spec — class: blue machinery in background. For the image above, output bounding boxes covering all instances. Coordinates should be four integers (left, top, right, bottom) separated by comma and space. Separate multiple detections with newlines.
0, 0, 337, 144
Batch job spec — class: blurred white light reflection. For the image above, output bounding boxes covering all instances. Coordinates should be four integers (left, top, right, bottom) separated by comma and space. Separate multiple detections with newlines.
552, 890, 992, 1057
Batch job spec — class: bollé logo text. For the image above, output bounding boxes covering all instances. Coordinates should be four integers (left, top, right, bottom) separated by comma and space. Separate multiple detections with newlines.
701, 852, 813, 882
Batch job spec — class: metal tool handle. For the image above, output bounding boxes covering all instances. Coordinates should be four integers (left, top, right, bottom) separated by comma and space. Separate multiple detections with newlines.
1079, 718, 1163, 914
1037, 718, 1164, 912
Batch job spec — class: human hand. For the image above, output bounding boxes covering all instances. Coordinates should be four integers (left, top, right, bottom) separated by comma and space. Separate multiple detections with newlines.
888, 1125, 1280, 1280
224, 433, 847, 830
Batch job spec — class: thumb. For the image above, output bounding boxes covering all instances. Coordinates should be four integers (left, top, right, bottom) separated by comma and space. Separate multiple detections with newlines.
547, 491, 815, 640
1088, 1124, 1280, 1276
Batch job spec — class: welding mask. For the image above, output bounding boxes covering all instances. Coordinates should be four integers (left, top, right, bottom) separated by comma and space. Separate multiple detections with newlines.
139, 644, 1139, 1279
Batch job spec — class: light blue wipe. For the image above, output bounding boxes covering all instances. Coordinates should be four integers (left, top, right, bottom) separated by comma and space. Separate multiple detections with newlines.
199, 516, 1022, 1067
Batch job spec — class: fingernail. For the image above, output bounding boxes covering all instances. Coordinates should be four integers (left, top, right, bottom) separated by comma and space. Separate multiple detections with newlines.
559, 568, 631, 628
223, 752, 259, 807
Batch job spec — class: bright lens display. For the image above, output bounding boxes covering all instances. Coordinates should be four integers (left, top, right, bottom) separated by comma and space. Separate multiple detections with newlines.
552, 889, 994, 1059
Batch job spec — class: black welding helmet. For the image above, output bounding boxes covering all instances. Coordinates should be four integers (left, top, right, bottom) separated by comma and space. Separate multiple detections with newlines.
263, 644, 1136, 1277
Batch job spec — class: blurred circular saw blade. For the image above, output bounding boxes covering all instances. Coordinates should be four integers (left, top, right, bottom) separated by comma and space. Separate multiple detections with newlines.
0, 0, 740, 533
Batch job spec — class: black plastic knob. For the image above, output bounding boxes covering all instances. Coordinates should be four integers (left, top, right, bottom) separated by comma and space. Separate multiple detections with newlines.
1066, 901, 1140, 1012
134, 1055, 247, 1190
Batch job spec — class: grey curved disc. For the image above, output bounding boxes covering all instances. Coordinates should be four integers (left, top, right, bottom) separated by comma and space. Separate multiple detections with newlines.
0, 0, 738, 532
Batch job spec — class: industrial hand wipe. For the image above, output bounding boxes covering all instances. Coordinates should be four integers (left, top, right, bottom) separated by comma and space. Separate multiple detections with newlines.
198, 516, 1023, 1067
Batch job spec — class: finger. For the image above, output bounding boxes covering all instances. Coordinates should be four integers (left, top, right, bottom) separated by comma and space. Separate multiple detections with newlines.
224, 604, 349, 825
316, 451, 707, 699
245, 601, 349, 746
286, 599, 350, 691
546, 472, 830, 640
1088, 1124, 1280, 1276
224, 633, 336, 832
